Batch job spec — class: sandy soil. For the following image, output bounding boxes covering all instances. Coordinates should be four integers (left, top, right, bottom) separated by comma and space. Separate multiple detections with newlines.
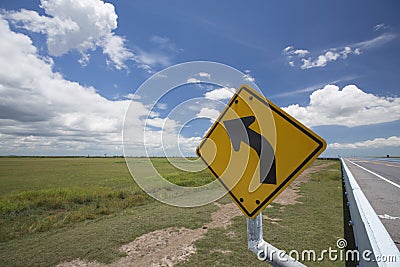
57, 161, 335, 267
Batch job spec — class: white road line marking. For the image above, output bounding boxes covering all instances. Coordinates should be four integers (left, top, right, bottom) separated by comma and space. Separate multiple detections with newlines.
346, 159, 400, 190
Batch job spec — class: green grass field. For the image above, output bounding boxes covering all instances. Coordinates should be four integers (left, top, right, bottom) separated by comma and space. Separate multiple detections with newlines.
0, 157, 213, 242
0, 157, 344, 266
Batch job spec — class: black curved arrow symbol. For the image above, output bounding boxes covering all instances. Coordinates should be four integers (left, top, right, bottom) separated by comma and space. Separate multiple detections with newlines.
223, 116, 276, 185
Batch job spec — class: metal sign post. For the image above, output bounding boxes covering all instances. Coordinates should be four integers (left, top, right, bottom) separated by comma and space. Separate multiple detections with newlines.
247, 212, 307, 267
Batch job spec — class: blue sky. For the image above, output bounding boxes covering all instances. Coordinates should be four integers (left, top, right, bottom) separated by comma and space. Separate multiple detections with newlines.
0, 0, 399, 157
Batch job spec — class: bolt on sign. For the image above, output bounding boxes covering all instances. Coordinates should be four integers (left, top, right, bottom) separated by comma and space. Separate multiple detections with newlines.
196, 84, 326, 218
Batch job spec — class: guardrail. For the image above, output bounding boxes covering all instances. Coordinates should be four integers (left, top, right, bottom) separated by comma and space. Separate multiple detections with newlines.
341, 158, 400, 266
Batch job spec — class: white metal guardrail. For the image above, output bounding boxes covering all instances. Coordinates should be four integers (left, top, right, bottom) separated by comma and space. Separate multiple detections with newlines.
341, 158, 400, 267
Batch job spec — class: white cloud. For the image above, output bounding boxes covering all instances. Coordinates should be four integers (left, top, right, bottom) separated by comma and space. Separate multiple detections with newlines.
0, 18, 149, 155
283, 46, 309, 58
374, 23, 389, 31
0, 17, 194, 156
155, 73, 168, 79
156, 103, 168, 110
196, 107, 220, 121
283, 84, 400, 127
146, 117, 168, 129
134, 48, 172, 69
204, 87, 235, 101
140, 35, 178, 69
242, 69, 255, 83
329, 136, 400, 149
143, 115, 198, 155
3, 0, 174, 71
102, 34, 135, 70
285, 32, 397, 69
187, 78, 201, 83
185, 72, 212, 85
283, 46, 292, 54
243, 74, 255, 82
198, 72, 211, 79
355, 32, 396, 50
293, 49, 309, 57
178, 136, 202, 153
301, 48, 356, 69
272, 75, 358, 98
186, 72, 211, 83
124, 93, 141, 100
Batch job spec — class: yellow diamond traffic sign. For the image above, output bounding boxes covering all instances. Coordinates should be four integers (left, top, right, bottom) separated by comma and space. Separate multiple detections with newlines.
196, 84, 326, 218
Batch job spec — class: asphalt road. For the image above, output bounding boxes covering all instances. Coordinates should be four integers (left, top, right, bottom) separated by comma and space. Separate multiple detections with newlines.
344, 158, 400, 250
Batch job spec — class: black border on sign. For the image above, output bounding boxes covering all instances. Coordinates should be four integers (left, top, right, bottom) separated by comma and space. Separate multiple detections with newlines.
196, 85, 325, 218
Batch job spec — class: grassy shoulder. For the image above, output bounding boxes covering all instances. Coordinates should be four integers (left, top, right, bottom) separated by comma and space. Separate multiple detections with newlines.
177, 160, 344, 267
0, 158, 343, 267
0, 157, 211, 242
0, 202, 218, 266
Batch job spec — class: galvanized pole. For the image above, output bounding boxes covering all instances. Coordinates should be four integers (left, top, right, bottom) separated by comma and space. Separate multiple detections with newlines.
247, 212, 307, 267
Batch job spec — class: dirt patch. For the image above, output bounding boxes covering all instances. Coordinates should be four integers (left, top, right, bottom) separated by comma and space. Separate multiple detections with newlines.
272, 162, 336, 206
206, 202, 243, 229
116, 228, 202, 267
57, 203, 242, 267
114, 203, 242, 267
57, 162, 336, 267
